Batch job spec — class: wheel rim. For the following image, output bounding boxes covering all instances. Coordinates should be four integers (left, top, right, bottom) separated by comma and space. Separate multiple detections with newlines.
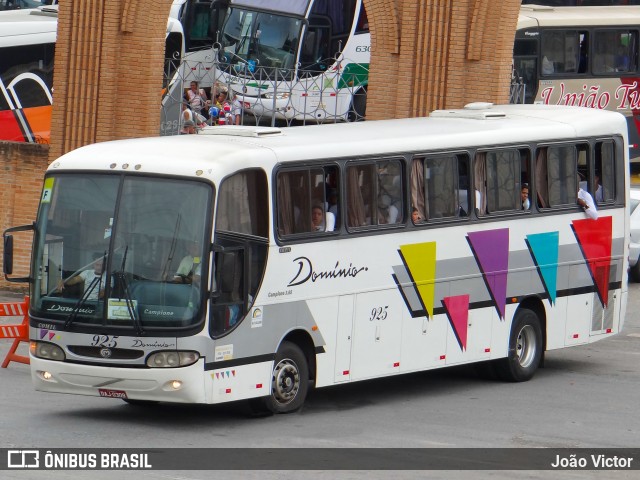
271, 358, 300, 405
516, 324, 537, 368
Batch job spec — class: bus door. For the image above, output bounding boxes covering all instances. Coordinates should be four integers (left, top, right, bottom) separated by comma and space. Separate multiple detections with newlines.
513, 30, 539, 104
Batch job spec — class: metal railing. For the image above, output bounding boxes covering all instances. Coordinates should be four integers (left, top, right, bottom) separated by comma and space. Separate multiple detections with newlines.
161, 51, 369, 135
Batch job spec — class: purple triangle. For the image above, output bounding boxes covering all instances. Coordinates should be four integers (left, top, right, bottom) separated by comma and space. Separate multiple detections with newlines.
467, 228, 509, 319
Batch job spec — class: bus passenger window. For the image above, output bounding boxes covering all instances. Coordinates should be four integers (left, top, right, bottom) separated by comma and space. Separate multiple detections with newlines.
346, 159, 403, 229
593, 30, 636, 74
277, 165, 339, 236
377, 160, 403, 225
536, 145, 578, 208
540, 30, 582, 75
595, 141, 616, 204
485, 149, 521, 213
411, 154, 469, 221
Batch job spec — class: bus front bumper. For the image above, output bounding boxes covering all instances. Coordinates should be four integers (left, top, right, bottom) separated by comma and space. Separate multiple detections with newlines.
30, 356, 207, 404
236, 94, 295, 120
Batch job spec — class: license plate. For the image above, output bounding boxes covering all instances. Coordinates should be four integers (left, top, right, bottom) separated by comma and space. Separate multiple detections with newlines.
98, 388, 128, 399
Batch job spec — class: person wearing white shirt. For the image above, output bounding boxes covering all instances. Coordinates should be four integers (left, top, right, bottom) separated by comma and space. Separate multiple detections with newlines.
174, 241, 202, 284
57, 255, 108, 300
577, 187, 598, 220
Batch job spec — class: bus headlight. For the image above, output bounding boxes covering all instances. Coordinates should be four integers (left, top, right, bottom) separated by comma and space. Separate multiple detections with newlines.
32, 341, 66, 361
146, 351, 200, 368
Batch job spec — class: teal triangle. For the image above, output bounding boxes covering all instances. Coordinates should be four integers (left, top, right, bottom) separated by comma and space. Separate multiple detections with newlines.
526, 232, 559, 305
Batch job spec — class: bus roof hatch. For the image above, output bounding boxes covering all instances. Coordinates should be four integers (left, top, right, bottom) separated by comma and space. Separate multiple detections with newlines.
199, 126, 283, 137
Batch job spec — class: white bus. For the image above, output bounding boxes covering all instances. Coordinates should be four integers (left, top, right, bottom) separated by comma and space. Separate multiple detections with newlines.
3, 103, 628, 413
513, 3, 640, 162
212, 0, 370, 123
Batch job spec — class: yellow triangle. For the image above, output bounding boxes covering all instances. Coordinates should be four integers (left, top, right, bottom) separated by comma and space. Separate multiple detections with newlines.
399, 242, 437, 317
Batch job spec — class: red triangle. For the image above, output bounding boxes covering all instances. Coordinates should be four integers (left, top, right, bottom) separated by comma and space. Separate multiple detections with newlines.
571, 216, 612, 307
442, 295, 470, 351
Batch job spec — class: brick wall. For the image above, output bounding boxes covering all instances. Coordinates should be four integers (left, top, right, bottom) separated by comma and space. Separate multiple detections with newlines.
0, 143, 49, 292
49, 0, 174, 161
365, 0, 521, 120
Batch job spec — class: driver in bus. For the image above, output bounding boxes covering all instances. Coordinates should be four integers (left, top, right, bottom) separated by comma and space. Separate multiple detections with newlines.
56, 254, 108, 300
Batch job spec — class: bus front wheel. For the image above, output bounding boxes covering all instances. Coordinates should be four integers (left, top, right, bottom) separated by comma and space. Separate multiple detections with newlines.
259, 341, 309, 414
496, 308, 542, 382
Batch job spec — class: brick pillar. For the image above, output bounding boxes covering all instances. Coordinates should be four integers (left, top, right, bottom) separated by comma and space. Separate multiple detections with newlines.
0, 143, 50, 289
49, 0, 173, 161
365, 0, 521, 121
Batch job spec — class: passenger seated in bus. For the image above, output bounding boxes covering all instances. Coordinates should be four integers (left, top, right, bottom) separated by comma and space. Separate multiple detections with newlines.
595, 172, 604, 203
615, 46, 630, 72
326, 188, 339, 227
521, 183, 530, 210
173, 241, 201, 284
311, 205, 335, 232
542, 56, 554, 75
577, 174, 598, 220
411, 208, 422, 224
377, 194, 399, 224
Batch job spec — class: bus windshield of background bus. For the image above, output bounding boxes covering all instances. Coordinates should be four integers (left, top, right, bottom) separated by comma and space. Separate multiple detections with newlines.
220, 8, 302, 74
31, 174, 212, 331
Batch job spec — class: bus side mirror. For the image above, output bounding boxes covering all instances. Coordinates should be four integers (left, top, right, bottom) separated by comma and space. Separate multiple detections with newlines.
3, 235, 13, 275
3, 223, 35, 283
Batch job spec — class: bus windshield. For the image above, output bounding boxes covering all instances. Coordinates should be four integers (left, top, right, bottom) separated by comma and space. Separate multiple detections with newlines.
31, 174, 212, 332
219, 7, 302, 73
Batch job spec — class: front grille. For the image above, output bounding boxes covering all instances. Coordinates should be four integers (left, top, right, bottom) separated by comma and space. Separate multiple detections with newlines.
67, 346, 144, 360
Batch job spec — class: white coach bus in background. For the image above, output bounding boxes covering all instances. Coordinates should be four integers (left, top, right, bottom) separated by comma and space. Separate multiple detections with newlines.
212, 0, 370, 124
3, 103, 629, 413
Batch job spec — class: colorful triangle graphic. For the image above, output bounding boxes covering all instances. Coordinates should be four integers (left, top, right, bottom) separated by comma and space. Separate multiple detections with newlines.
467, 228, 509, 319
399, 242, 437, 318
571, 216, 612, 307
526, 231, 559, 305
442, 295, 470, 351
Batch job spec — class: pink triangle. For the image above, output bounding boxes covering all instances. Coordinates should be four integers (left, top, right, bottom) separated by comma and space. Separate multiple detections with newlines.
48, 332, 55, 340
571, 216, 612, 307
442, 295, 470, 351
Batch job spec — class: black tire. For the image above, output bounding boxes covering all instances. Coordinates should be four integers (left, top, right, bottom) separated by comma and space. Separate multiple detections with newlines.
495, 308, 543, 382
630, 260, 640, 283
348, 88, 367, 122
256, 341, 309, 414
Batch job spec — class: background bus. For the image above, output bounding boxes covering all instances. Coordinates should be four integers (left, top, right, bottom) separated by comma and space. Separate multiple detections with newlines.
512, 4, 640, 163
3, 103, 628, 413
0, 1, 223, 143
0, 5, 56, 143
0, 0, 56, 11
210, 0, 370, 125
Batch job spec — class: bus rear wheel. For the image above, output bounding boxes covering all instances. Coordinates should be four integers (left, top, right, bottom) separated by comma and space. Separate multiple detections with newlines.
496, 308, 542, 382
255, 341, 309, 414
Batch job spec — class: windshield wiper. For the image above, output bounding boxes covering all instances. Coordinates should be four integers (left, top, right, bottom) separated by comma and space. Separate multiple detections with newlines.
114, 246, 145, 336
63, 252, 106, 330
